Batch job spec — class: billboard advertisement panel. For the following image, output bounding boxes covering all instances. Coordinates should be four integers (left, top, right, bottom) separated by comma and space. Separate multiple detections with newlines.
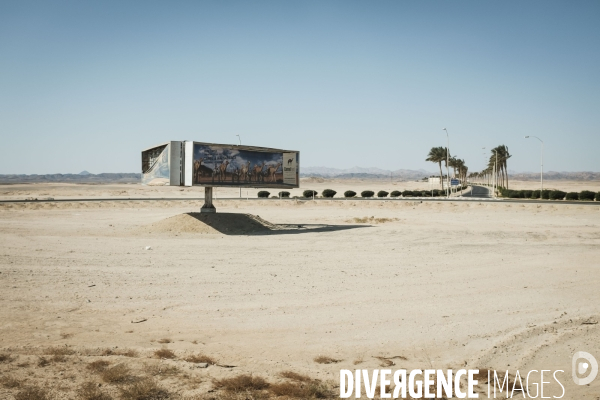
192, 143, 299, 188
141, 143, 171, 185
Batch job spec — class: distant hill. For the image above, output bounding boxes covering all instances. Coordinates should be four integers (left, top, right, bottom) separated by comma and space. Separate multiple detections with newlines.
0, 173, 141, 184
1, 169, 597, 184
300, 166, 433, 180
508, 171, 600, 181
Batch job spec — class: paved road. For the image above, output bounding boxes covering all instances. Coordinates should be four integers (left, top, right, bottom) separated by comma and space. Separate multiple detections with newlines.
1, 188, 598, 206
461, 185, 492, 198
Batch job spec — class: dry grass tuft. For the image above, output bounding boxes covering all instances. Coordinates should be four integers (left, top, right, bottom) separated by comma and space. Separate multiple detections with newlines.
376, 357, 395, 367
144, 363, 181, 377
51, 354, 68, 363
60, 333, 74, 339
213, 374, 270, 392
202, 391, 270, 400
101, 348, 139, 357
119, 379, 170, 400
269, 381, 331, 399
118, 349, 138, 358
157, 338, 172, 344
37, 357, 50, 367
472, 369, 492, 383
1, 376, 22, 389
77, 382, 113, 400
353, 353, 365, 365
101, 363, 133, 384
279, 371, 312, 382
373, 355, 407, 367
154, 349, 176, 359
350, 216, 397, 224
15, 386, 48, 400
44, 346, 75, 356
184, 354, 216, 365
313, 356, 341, 364
0, 353, 13, 363
87, 360, 111, 372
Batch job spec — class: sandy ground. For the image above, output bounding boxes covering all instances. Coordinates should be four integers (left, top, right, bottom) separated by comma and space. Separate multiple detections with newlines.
0, 184, 599, 399
1, 179, 599, 201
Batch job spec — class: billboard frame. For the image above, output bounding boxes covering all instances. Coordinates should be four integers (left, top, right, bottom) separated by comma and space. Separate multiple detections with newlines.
141, 140, 300, 213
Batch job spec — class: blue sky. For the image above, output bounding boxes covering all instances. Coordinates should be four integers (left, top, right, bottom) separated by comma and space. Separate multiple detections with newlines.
1, 1, 599, 174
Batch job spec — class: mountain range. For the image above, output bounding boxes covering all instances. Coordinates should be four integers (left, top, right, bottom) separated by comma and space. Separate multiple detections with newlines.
300, 166, 433, 180
0, 169, 598, 184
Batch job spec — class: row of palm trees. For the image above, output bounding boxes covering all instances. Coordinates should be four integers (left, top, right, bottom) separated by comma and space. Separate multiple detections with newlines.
468, 145, 512, 189
426, 145, 512, 191
425, 146, 469, 188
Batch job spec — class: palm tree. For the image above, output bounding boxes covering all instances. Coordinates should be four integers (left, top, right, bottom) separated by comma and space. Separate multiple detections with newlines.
489, 145, 512, 189
500, 145, 511, 189
426, 147, 448, 188
448, 157, 459, 178
457, 159, 467, 183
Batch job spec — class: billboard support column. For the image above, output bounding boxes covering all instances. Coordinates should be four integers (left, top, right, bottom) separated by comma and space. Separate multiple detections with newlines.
201, 187, 216, 213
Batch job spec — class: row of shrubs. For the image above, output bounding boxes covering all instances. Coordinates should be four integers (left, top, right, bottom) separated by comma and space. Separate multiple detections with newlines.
498, 188, 600, 201
257, 187, 467, 199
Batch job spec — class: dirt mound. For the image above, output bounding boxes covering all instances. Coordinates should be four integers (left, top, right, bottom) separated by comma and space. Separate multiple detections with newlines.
141, 213, 278, 235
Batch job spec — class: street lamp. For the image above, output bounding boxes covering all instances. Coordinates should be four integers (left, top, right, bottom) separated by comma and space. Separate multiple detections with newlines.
443, 128, 450, 198
491, 149, 498, 198
525, 136, 543, 194
482, 147, 486, 187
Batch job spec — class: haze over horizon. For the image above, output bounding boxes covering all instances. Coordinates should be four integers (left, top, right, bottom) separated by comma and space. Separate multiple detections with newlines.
1, 1, 599, 175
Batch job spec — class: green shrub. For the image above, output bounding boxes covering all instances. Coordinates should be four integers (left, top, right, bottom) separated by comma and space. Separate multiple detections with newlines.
303, 190, 318, 198
508, 190, 521, 199
377, 190, 389, 198
579, 190, 595, 201
278, 191, 290, 198
322, 189, 337, 198
390, 190, 401, 197
596, 192, 600, 201
344, 190, 356, 198
402, 190, 413, 197
523, 190, 533, 198
361, 190, 374, 198
432, 189, 441, 197
565, 192, 579, 200
549, 190, 566, 200
257, 191, 270, 198
541, 190, 551, 200
531, 190, 541, 199
421, 191, 431, 197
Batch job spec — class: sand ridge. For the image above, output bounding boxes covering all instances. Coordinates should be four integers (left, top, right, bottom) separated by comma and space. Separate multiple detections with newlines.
140, 213, 277, 235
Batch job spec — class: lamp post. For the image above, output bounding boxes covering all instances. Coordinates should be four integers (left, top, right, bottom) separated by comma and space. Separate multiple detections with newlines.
482, 147, 486, 187
525, 136, 543, 194
491, 149, 498, 198
443, 128, 450, 198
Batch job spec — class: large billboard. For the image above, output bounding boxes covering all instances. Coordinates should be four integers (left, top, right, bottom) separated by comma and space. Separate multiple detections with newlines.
141, 141, 299, 188
192, 142, 299, 188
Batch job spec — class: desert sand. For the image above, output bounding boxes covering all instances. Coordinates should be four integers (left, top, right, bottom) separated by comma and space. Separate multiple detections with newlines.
0, 183, 599, 399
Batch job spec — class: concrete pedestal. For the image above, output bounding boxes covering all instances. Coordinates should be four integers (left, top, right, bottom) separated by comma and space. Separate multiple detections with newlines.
201, 187, 216, 213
